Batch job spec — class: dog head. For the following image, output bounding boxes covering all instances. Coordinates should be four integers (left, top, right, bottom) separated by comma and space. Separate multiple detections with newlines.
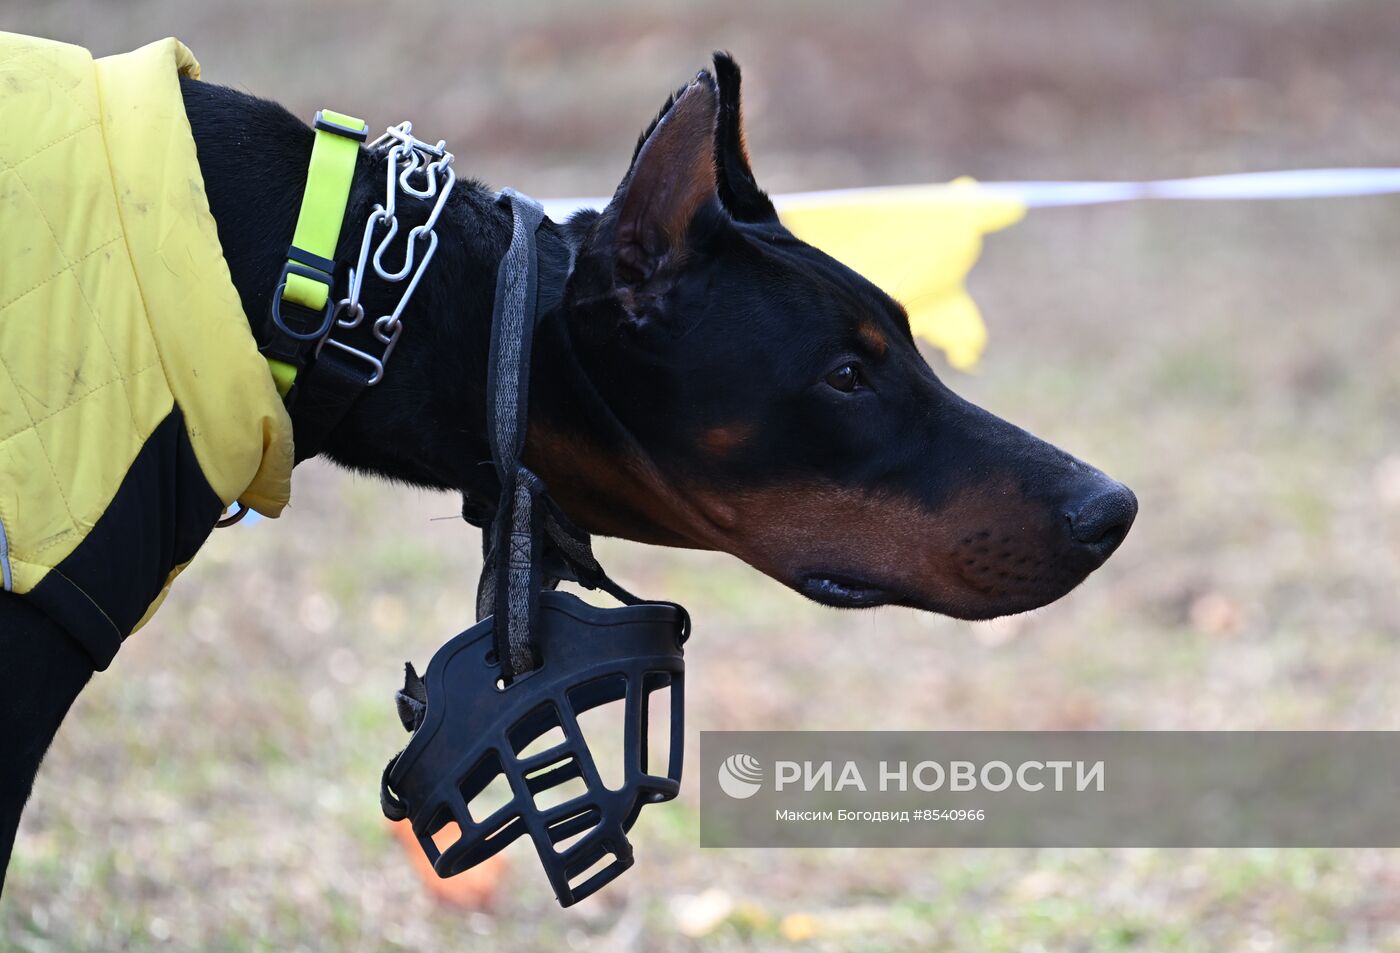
530, 54, 1135, 619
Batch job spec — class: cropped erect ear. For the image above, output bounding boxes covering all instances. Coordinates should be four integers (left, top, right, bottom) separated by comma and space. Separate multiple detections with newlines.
711, 52, 778, 223
609, 74, 721, 300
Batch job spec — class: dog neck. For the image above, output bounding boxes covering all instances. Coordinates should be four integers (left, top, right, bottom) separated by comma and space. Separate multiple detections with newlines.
182, 80, 702, 545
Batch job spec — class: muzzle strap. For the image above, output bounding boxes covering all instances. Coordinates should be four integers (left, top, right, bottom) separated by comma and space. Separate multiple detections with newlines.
495, 467, 548, 677
482, 189, 551, 682
486, 188, 546, 479
475, 485, 642, 631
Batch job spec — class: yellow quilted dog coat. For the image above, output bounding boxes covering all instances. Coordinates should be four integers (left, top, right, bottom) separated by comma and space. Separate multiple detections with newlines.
0, 33, 293, 668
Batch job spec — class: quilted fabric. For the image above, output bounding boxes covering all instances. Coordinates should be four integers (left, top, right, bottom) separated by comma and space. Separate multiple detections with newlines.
0, 34, 292, 610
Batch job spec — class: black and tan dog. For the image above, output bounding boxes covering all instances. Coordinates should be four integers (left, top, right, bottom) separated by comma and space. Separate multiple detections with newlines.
0, 53, 1135, 889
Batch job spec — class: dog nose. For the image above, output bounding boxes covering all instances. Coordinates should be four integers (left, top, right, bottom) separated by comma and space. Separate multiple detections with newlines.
1066, 478, 1138, 559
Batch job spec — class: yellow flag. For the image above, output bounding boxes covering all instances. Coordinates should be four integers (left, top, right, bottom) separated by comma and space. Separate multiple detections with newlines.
776, 178, 1025, 370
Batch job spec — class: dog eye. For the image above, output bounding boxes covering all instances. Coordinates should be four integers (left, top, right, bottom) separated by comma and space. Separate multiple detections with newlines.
824, 363, 863, 393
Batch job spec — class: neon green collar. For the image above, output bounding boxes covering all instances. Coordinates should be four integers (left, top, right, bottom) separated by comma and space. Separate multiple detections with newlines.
265, 108, 368, 398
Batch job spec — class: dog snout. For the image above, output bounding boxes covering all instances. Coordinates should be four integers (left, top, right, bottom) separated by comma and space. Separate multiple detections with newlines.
1065, 477, 1138, 560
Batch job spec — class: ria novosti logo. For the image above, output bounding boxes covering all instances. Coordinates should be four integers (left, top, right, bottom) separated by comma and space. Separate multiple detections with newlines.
715, 754, 1107, 799
717, 753, 765, 799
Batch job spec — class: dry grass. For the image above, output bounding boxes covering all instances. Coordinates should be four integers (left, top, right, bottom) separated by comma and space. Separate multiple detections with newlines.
5, 0, 1400, 949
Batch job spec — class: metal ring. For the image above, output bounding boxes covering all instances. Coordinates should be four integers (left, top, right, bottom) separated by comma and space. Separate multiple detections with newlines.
270, 280, 337, 342
216, 502, 251, 528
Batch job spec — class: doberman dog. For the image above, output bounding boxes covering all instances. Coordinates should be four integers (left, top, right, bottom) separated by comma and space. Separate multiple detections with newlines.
0, 54, 1136, 890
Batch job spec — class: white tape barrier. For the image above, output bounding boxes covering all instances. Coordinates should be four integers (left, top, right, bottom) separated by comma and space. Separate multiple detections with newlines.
539, 168, 1400, 221
988, 168, 1400, 207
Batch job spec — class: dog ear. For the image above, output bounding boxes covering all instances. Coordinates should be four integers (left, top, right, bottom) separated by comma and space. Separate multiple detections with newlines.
711, 52, 778, 223
608, 74, 721, 303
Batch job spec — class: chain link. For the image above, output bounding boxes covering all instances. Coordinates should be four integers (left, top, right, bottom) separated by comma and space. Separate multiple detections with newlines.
319, 121, 456, 384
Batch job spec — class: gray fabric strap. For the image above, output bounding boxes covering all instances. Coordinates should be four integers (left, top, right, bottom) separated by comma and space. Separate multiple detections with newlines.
503, 473, 542, 674
483, 189, 548, 680
476, 188, 646, 679
488, 188, 546, 479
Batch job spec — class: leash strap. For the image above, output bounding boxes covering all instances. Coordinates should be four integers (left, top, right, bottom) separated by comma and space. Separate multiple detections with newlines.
263, 109, 368, 395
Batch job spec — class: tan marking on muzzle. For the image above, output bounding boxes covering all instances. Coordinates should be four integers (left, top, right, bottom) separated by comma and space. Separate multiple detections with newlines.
700, 423, 754, 457
687, 478, 1076, 616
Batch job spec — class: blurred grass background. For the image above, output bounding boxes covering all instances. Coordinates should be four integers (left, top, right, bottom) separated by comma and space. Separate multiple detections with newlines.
4, 0, 1400, 949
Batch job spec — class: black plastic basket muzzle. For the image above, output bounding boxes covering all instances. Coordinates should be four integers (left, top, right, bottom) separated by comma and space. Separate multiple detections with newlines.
385, 590, 687, 906
381, 189, 691, 906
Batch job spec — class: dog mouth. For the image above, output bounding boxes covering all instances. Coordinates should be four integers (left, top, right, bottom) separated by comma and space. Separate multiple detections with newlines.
797, 565, 1084, 617
799, 573, 897, 608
